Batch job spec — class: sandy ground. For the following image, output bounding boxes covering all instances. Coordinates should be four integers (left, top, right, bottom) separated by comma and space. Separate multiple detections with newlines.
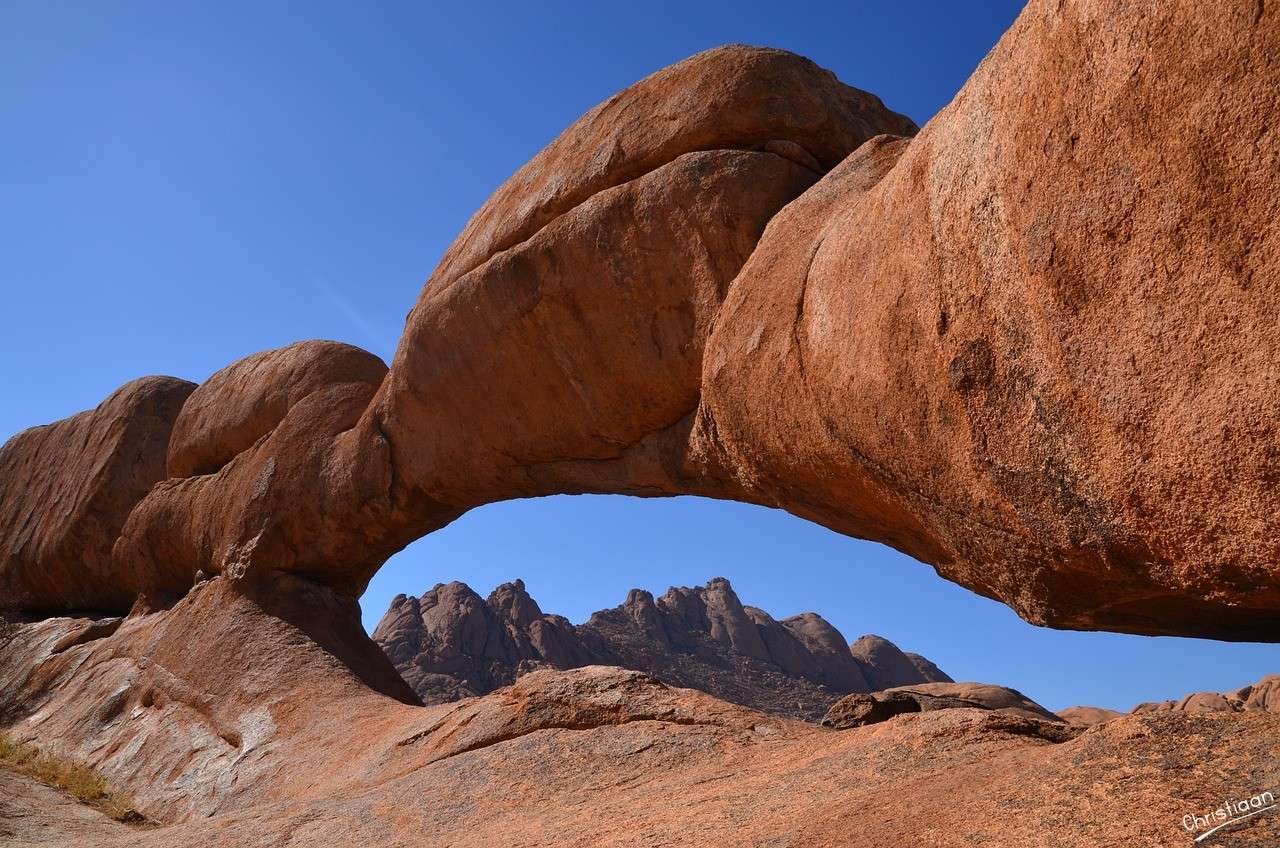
0, 764, 133, 847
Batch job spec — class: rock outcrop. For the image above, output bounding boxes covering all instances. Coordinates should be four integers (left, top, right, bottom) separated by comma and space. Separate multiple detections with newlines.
849, 633, 954, 691
1133, 674, 1280, 716
372, 576, 948, 720
1058, 705, 1124, 727
1059, 676, 1280, 725
86, 46, 915, 623
164, 340, 387, 479
905, 651, 949, 682
372, 580, 593, 704
111, 340, 412, 603
0, 573, 418, 822
692, 5, 1280, 640
0, 376, 195, 613
822, 681, 1063, 730
2, 2, 1279, 640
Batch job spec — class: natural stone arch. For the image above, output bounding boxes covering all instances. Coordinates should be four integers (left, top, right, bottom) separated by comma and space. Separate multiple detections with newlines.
3, 3, 1279, 641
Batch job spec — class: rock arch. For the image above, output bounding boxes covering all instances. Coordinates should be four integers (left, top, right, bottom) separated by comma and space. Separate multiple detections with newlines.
3, 2, 1278, 641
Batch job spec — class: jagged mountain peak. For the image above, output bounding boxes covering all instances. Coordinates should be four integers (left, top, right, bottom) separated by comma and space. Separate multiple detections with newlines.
373, 577, 949, 721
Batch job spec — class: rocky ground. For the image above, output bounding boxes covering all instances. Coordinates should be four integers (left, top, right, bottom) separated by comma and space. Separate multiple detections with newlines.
372, 576, 950, 720
2, 578, 1278, 847
0, 765, 134, 847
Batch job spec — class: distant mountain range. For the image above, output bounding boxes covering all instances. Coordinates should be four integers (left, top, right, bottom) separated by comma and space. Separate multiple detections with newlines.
372, 576, 950, 721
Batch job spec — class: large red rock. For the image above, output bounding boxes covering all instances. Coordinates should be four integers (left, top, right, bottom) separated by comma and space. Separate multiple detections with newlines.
105, 46, 915, 609
693, 2, 1280, 639
695, 5, 1280, 640
166, 340, 387, 478
0, 377, 194, 612
426, 45, 917, 292
822, 680, 1063, 729
4, 7, 1279, 641
380, 2, 1277, 640
378, 148, 827, 509
112, 341, 415, 602
3, 10, 1280, 847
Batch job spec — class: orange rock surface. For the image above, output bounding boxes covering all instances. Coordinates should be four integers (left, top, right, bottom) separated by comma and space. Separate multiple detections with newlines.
4, 3, 1271, 639
0, 3, 1278, 844
2, 584, 1278, 847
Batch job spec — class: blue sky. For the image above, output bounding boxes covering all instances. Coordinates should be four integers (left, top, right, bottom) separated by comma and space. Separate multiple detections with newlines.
2, 1, 1274, 712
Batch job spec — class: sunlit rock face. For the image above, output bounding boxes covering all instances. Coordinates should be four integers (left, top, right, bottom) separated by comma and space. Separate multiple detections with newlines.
0, 4, 1278, 845
0, 376, 195, 612
3, 4, 1280, 641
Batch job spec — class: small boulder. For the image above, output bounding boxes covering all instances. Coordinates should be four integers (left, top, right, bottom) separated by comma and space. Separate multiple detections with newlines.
823, 682, 1061, 729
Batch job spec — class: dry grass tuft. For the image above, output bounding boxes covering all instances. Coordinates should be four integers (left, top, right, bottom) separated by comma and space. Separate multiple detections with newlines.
0, 731, 148, 824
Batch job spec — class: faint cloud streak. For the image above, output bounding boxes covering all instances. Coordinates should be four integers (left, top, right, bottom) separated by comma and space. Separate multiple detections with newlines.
315, 277, 391, 358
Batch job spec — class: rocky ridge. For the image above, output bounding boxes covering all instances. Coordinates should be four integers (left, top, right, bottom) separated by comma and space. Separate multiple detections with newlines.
1045, 676, 1280, 728
372, 576, 950, 720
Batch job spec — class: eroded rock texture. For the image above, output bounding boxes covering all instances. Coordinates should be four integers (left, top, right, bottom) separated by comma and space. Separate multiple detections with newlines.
372, 576, 949, 720
694, 0, 1280, 641
112, 340, 407, 601
0, 377, 194, 612
4, 585, 1280, 847
821, 681, 1065, 730
3, 2, 1279, 640
1133, 674, 1280, 716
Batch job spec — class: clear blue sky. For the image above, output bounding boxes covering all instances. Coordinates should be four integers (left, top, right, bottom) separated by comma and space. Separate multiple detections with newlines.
2, 1, 1274, 713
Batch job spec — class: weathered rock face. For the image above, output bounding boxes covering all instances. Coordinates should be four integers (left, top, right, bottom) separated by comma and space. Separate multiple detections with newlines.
821, 681, 1064, 730
0, 573, 418, 822
0, 376, 195, 613
165, 340, 387, 478
695, 1, 1280, 640
111, 341, 415, 602
41, 45, 922, 615
850, 633, 954, 691
425, 45, 918, 292
1058, 705, 1124, 727
372, 576, 948, 721
372, 580, 592, 703
1133, 674, 1280, 716
5, 592, 1280, 848
4, 3, 1279, 640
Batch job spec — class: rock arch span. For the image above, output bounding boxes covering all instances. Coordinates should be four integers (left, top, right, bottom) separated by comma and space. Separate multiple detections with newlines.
2, 1, 1278, 641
